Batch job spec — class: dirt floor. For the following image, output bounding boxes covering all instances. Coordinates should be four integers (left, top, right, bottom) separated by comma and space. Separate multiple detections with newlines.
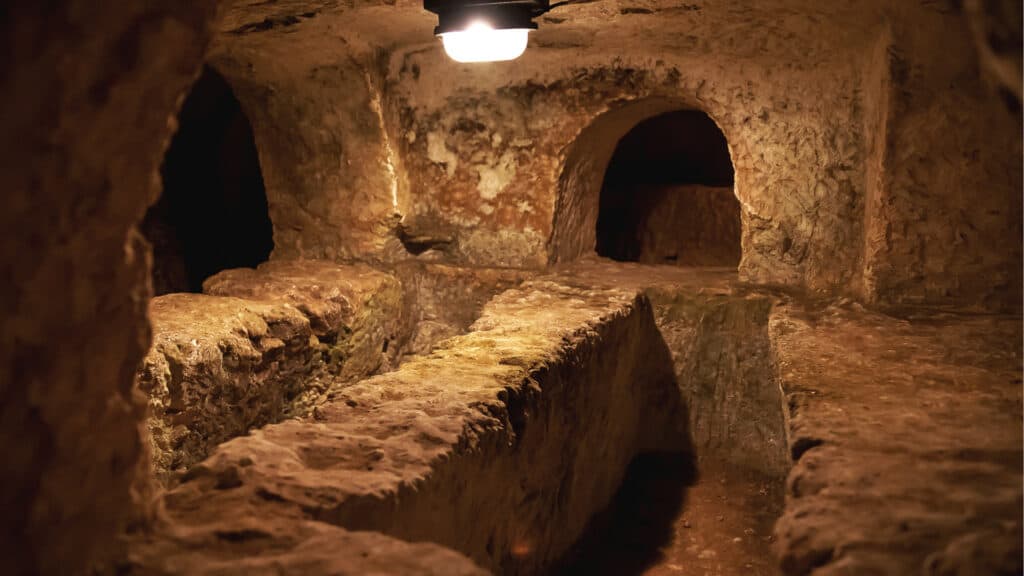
553, 454, 783, 576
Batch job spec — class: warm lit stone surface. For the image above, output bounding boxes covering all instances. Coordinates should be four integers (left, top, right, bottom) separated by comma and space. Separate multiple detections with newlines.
771, 303, 1023, 575
201, 0, 1020, 309
126, 518, 487, 575
139, 294, 317, 482
547, 260, 790, 477
204, 260, 409, 382
393, 261, 533, 356
4, 2, 1021, 575
124, 262, 1022, 575
139, 260, 529, 482
140, 261, 408, 481
123, 278, 686, 574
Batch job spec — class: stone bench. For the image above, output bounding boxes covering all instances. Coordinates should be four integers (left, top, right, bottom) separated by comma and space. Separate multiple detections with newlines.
125, 279, 687, 574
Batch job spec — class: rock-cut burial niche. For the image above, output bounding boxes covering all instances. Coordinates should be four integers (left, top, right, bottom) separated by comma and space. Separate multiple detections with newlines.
141, 65, 273, 295
595, 110, 740, 267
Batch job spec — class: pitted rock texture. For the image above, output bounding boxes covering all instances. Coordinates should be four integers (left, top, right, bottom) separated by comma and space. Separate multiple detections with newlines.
140, 261, 410, 482
140, 260, 530, 483
1, 2, 218, 573
123, 280, 688, 575
124, 519, 486, 576
139, 294, 317, 482
548, 259, 790, 477
127, 261, 1021, 575
5, 2, 1022, 576
204, 260, 409, 383
649, 288, 787, 478
393, 261, 533, 356
201, 0, 1020, 310
860, 10, 1022, 311
770, 303, 1023, 575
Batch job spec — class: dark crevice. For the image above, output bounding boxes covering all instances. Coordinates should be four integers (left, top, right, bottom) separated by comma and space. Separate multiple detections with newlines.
397, 221, 454, 255
790, 436, 825, 461
142, 65, 273, 295
548, 452, 698, 575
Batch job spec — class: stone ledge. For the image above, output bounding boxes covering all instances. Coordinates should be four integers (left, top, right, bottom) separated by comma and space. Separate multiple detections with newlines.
124, 516, 487, 575
139, 294, 318, 481
126, 279, 687, 575
139, 260, 529, 485
770, 303, 1023, 575
204, 260, 408, 383
140, 261, 406, 482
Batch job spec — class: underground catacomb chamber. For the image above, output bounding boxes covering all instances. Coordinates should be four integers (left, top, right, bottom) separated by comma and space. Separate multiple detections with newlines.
135, 257, 789, 575
9, 2, 1024, 575
596, 110, 741, 267
133, 92, 786, 572
141, 65, 274, 295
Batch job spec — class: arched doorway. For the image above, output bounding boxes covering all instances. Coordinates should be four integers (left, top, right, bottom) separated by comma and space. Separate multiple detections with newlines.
595, 110, 739, 266
141, 65, 273, 295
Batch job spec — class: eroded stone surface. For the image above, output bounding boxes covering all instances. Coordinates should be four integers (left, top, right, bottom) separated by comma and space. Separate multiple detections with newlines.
205, 260, 409, 382
140, 260, 528, 482
1, 2, 218, 572
5, 2, 1022, 575
139, 294, 316, 481
770, 303, 1023, 575
124, 518, 487, 575
126, 261, 1023, 575
124, 279, 687, 575
198, 0, 1021, 309
393, 261, 533, 356
548, 259, 790, 477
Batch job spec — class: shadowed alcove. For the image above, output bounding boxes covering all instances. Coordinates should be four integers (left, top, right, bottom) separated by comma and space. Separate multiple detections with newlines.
595, 110, 739, 266
141, 65, 273, 295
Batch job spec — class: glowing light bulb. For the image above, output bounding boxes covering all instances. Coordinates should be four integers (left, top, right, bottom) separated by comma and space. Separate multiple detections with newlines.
439, 21, 530, 63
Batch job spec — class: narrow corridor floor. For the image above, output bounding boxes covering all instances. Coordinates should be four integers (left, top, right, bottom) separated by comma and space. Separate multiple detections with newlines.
555, 456, 782, 576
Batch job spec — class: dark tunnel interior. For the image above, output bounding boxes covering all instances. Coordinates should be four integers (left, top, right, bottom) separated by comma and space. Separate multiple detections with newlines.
141, 65, 274, 295
596, 110, 741, 267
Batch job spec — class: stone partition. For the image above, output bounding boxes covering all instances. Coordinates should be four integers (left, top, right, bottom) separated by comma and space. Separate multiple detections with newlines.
139, 294, 319, 481
771, 303, 1023, 574
139, 260, 529, 483
123, 279, 689, 574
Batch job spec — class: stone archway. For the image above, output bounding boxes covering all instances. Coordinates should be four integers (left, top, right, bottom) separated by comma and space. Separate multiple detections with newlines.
548, 99, 740, 267
595, 109, 739, 267
142, 65, 274, 295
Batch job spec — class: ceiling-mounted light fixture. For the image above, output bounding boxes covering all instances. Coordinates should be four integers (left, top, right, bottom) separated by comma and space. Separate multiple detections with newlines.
424, 0, 564, 63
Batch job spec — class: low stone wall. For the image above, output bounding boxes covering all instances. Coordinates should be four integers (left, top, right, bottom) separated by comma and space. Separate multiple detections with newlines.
648, 288, 789, 477
128, 261, 1021, 576
392, 261, 532, 357
124, 279, 687, 574
203, 260, 410, 389
138, 260, 528, 484
770, 303, 1023, 575
138, 294, 320, 481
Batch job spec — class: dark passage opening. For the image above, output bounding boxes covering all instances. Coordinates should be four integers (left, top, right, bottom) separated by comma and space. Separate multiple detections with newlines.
595, 110, 740, 267
549, 452, 698, 575
142, 65, 273, 295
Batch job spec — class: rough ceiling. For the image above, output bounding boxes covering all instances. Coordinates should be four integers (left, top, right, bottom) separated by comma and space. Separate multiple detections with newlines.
212, 0, 899, 60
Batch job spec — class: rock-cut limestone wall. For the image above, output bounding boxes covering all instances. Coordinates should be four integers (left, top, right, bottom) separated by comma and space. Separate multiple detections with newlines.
387, 3, 877, 293
122, 280, 689, 575
199, 0, 1020, 309
0, 2, 217, 574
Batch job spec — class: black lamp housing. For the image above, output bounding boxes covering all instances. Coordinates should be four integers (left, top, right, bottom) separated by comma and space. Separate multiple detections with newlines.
424, 0, 552, 34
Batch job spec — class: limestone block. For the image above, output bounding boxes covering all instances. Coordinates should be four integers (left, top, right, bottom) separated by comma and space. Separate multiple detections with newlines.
138, 294, 316, 481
